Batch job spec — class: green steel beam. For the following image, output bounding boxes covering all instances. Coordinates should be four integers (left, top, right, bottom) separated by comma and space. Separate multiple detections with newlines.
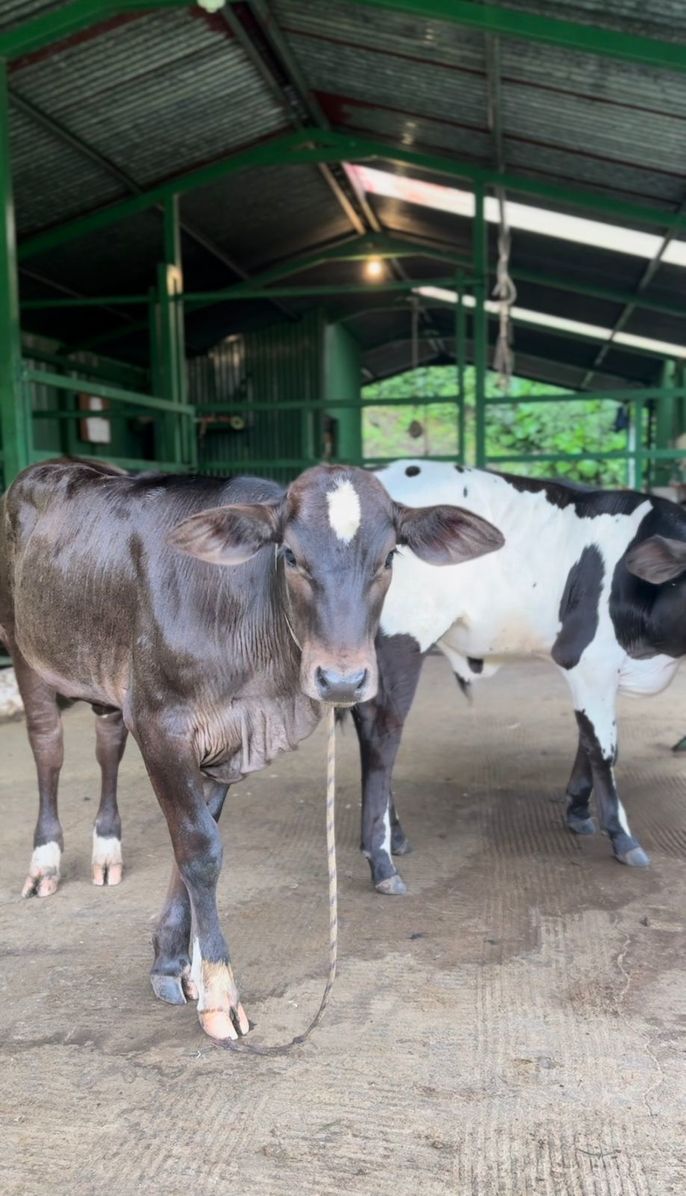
0, 62, 30, 485
24, 279, 461, 316
22, 293, 150, 309
30, 263, 681, 322
19, 130, 686, 266
349, 0, 686, 74
508, 268, 684, 321
0, 0, 190, 59
294, 133, 686, 231
184, 276, 460, 304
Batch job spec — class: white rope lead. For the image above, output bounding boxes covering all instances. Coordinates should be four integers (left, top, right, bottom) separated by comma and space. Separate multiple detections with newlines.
223, 703, 338, 1056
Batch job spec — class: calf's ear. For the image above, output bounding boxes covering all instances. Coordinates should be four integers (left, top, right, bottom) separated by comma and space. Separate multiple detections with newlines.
168, 502, 281, 565
625, 534, 686, 584
394, 502, 504, 566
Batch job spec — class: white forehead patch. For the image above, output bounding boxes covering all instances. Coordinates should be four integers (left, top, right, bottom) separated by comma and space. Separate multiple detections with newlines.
327, 478, 361, 544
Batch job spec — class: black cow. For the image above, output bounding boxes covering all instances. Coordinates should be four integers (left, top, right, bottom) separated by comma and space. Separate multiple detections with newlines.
0, 459, 502, 1040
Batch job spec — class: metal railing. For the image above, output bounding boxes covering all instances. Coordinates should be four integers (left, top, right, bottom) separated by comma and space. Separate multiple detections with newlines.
193, 385, 686, 490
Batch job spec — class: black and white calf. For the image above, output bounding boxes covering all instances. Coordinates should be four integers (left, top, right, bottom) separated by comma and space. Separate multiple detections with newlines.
354, 459, 686, 893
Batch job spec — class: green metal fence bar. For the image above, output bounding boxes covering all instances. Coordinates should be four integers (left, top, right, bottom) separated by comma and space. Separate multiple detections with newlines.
23, 368, 195, 415
0, 61, 31, 485
31, 408, 164, 420
487, 448, 686, 464
195, 396, 469, 414
484, 388, 686, 405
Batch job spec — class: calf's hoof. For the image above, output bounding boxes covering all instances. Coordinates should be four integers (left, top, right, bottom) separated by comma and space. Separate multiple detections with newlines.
92, 833, 123, 886
21, 842, 61, 898
566, 813, 596, 836
150, 965, 198, 1006
391, 829, 413, 856
614, 843, 650, 868
192, 946, 250, 1041
375, 873, 408, 896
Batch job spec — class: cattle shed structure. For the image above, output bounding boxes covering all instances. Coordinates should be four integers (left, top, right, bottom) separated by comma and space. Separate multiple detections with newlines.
0, 0, 685, 487
2, 4, 686, 1196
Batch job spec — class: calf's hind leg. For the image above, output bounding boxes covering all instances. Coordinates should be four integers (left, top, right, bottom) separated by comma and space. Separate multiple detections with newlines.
564, 736, 596, 836
11, 650, 65, 897
353, 633, 424, 895
564, 666, 649, 867
91, 707, 128, 886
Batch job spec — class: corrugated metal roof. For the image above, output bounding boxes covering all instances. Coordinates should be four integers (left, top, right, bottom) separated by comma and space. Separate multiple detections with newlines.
10, 106, 126, 234
276, 0, 686, 212
496, 0, 686, 38
181, 163, 353, 271
0, 2, 63, 33
7, 0, 684, 392
10, 10, 288, 195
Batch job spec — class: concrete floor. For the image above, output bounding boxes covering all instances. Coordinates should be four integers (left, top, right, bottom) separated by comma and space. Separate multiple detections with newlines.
1, 656, 686, 1195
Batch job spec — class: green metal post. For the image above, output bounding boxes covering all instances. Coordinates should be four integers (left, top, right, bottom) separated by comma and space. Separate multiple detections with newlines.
633, 398, 644, 492
654, 360, 676, 487
0, 60, 30, 485
157, 195, 190, 467
456, 270, 466, 464
473, 183, 488, 469
323, 322, 362, 463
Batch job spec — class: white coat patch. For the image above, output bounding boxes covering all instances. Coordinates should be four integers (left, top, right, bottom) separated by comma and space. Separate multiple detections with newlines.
30, 841, 61, 874
327, 479, 361, 544
92, 832, 122, 867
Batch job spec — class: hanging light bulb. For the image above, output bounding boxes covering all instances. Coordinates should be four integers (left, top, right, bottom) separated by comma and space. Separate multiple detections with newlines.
365, 256, 384, 280
197, 0, 225, 11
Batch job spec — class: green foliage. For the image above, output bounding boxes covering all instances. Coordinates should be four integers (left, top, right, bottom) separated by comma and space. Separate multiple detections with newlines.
363, 365, 629, 485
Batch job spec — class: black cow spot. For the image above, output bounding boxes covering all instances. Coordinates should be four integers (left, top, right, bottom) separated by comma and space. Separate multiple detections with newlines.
463, 486, 469, 498
454, 464, 465, 473
552, 545, 604, 670
405, 465, 421, 477
500, 472, 649, 517
467, 657, 484, 673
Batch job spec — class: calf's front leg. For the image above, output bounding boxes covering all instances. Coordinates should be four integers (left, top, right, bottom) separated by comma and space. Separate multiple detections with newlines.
151, 780, 228, 1007
139, 732, 248, 1041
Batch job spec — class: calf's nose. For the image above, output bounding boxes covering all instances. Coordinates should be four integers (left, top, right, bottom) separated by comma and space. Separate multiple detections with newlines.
316, 666, 368, 704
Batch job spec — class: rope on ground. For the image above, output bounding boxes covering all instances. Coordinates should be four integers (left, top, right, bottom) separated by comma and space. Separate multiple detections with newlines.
223, 702, 338, 1056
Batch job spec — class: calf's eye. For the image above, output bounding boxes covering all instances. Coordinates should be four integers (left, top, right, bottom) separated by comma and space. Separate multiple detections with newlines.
385, 550, 396, 569
283, 547, 297, 568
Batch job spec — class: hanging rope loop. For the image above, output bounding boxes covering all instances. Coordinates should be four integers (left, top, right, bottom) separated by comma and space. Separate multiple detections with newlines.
492, 190, 517, 393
